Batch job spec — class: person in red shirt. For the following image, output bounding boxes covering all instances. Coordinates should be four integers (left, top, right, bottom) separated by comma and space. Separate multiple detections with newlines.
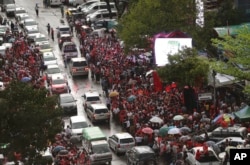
195, 149, 201, 160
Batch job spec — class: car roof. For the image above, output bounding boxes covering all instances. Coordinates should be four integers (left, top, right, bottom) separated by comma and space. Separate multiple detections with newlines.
58, 25, 70, 29
60, 34, 71, 37
24, 18, 36, 22
37, 41, 50, 45
35, 33, 46, 38
85, 91, 100, 97
71, 57, 86, 62
114, 132, 134, 139
216, 137, 245, 143
192, 146, 214, 152
19, 13, 29, 17
43, 51, 54, 57
51, 74, 64, 80
63, 41, 75, 45
47, 64, 60, 69
15, 7, 25, 10
91, 104, 107, 109
25, 26, 38, 30
70, 115, 87, 123
133, 146, 154, 154
91, 140, 108, 145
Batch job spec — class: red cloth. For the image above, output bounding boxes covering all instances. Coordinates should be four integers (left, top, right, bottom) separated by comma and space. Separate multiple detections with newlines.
195, 150, 201, 160
152, 71, 162, 92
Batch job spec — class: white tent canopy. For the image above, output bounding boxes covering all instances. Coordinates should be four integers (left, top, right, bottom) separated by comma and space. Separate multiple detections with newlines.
208, 72, 237, 87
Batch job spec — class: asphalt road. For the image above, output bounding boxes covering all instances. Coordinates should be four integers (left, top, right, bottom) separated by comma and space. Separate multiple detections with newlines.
7, 0, 126, 164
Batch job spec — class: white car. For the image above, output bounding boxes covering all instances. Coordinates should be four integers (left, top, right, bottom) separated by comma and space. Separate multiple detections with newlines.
36, 41, 52, 53
25, 26, 40, 42
14, 7, 27, 20
23, 18, 38, 30
82, 90, 102, 110
50, 74, 68, 95
46, 64, 61, 83
108, 132, 135, 155
34, 33, 48, 45
190, 146, 223, 164
17, 13, 30, 28
69, 116, 89, 140
86, 103, 110, 123
216, 137, 246, 152
42, 52, 57, 67
5, 4, 15, 17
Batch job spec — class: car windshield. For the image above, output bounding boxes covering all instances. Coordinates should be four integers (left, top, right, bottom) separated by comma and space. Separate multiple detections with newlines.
72, 122, 88, 129
92, 144, 110, 154
47, 68, 60, 74
44, 56, 56, 61
36, 37, 47, 42
72, 61, 87, 67
25, 21, 37, 26
63, 44, 77, 52
20, 16, 29, 21
59, 27, 70, 32
7, 5, 15, 9
120, 138, 134, 144
27, 30, 39, 34
198, 151, 219, 162
61, 95, 74, 103
15, 9, 26, 14
86, 96, 100, 102
52, 79, 65, 85
95, 109, 108, 114
40, 44, 50, 50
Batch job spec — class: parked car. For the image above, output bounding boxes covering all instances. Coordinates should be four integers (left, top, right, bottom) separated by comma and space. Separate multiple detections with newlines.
42, 51, 57, 68
56, 25, 71, 38
36, 41, 52, 53
50, 74, 68, 95
58, 33, 72, 49
126, 146, 157, 165
14, 7, 26, 20
59, 93, 77, 115
1, 0, 15, 12
108, 132, 135, 155
17, 13, 30, 28
34, 33, 48, 45
92, 19, 118, 31
46, 64, 61, 83
86, 10, 118, 23
86, 103, 110, 123
25, 26, 40, 43
69, 115, 89, 140
68, 57, 89, 77
5, 4, 15, 17
82, 90, 101, 110
216, 137, 246, 152
76, 0, 99, 11
23, 18, 38, 30
61, 41, 78, 60
81, 2, 116, 15
190, 146, 223, 164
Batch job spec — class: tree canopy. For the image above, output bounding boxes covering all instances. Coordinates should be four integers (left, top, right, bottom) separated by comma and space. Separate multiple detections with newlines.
0, 81, 63, 161
118, 0, 201, 50
211, 26, 250, 94
157, 48, 209, 88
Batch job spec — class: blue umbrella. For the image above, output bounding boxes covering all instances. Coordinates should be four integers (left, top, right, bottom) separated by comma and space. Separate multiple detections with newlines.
127, 95, 136, 102
52, 145, 65, 153
21, 77, 31, 82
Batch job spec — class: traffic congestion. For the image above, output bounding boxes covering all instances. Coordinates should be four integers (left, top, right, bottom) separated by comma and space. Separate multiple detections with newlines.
1, 0, 250, 165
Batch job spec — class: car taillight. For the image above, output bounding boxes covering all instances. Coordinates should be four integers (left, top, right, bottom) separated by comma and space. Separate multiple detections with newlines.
72, 68, 77, 72
93, 114, 96, 119
85, 67, 89, 71
117, 144, 120, 148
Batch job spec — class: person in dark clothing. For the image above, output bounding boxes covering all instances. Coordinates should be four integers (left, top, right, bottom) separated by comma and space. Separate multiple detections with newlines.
35, 4, 39, 17
51, 28, 54, 41
47, 23, 50, 36
10, 21, 14, 32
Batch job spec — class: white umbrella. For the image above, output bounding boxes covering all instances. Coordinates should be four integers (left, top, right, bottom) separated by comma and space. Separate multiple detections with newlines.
168, 127, 181, 135
149, 116, 164, 124
173, 115, 184, 121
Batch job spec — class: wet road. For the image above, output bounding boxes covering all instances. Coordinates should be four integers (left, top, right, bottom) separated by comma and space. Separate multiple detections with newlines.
11, 0, 126, 164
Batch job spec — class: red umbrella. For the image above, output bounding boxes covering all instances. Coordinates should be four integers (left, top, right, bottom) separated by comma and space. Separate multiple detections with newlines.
142, 127, 153, 134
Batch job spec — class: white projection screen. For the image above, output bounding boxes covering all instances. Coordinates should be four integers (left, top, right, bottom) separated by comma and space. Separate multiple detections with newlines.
154, 38, 192, 66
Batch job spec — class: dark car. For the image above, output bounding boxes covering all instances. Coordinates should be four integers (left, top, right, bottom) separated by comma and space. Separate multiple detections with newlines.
126, 146, 157, 165
59, 93, 77, 115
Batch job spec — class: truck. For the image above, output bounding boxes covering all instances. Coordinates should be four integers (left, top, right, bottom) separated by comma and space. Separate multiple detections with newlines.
82, 126, 112, 165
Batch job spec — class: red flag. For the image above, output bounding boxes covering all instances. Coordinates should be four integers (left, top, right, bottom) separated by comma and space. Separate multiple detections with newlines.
152, 71, 162, 92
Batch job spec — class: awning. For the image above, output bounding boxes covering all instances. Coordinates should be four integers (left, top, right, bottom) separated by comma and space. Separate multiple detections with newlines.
213, 23, 250, 37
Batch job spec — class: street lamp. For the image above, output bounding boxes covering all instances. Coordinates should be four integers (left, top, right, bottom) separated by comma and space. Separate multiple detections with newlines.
212, 70, 217, 107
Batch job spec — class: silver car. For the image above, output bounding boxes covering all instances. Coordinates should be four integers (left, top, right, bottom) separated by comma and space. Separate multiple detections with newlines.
86, 103, 110, 123
108, 132, 135, 155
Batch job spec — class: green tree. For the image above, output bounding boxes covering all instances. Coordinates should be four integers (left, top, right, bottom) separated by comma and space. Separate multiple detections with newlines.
0, 81, 63, 161
157, 48, 209, 88
118, 0, 206, 50
211, 26, 250, 94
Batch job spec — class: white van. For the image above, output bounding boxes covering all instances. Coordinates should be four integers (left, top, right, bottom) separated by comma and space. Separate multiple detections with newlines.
86, 10, 118, 23
82, 2, 116, 15
69, 115, 89, 140
50, 0, 63, 6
